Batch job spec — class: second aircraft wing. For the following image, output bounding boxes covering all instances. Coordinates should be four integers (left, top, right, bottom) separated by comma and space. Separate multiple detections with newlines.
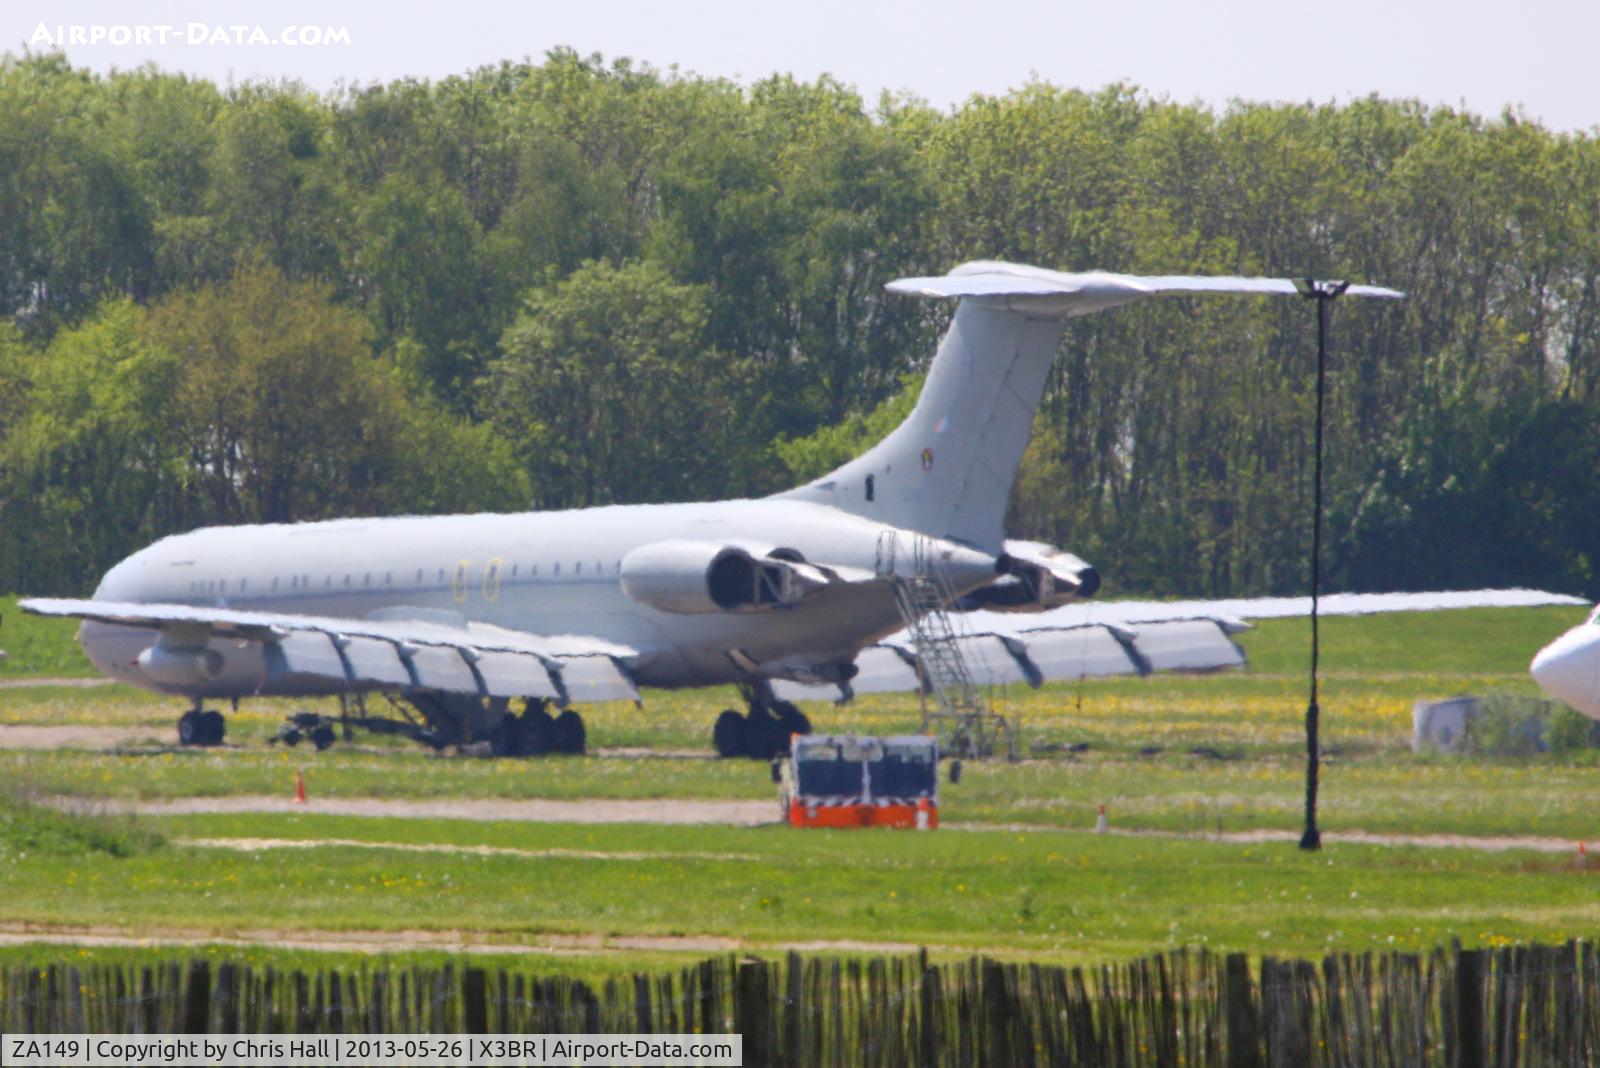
772, 588, 1586, 702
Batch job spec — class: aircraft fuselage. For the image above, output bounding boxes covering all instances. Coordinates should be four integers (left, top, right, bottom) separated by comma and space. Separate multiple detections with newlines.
82, 497, 1000, 697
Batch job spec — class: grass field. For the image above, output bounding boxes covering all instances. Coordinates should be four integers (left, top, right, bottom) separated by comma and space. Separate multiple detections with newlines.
6, 806, 1600, 968
0, 594, 97, 677
6, 747, 1600, 839
3, 602, 1598, 981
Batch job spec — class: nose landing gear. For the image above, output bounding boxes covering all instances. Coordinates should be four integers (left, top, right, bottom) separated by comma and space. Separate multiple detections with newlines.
177, 701, 226, 747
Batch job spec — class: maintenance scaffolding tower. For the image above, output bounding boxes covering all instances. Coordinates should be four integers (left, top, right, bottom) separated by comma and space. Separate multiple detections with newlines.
876, 531, 1017, 760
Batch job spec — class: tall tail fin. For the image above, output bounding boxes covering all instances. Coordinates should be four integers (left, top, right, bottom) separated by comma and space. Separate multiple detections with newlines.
779, 261, 1402, 554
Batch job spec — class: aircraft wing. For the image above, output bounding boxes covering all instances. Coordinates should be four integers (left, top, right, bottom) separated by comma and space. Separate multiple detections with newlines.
771, 588, 1584, 703
770, 617, 1243, 703
19, 598, 641, 705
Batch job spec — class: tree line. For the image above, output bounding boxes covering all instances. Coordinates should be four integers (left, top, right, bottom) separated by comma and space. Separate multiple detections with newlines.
2, 49, 1598, 598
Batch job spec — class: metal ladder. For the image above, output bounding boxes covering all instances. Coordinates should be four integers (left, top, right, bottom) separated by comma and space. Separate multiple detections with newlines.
877, 531, 1017, 760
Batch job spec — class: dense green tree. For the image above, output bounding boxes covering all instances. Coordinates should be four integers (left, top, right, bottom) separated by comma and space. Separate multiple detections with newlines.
483, 259, 743, 508
0, 302, 186, 591
208, 85, 344, 284
3, 49, 1600, 598
0, 55, 155, 330
355, 175, 488, 402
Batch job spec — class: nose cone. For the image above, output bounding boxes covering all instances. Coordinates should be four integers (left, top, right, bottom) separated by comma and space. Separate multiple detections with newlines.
93, 547, 152, 601
1531, 626, 1600, 718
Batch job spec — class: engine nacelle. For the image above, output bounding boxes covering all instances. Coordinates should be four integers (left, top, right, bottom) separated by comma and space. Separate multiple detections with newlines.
136, 643, 224, 686
620, 540, 826, 614
960, 539, 1100, 613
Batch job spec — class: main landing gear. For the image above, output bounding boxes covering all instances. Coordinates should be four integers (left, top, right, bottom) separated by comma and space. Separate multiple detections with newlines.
488, 698, 586, 757
392, 693, 585, 756
713, 685, 811, 760
177, 699, 226, 747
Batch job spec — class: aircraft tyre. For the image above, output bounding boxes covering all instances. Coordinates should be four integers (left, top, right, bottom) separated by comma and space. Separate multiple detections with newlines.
199, 710, 226, 746
553, 710, 586, 755
773, 701, 811, 751
310, 724, 336, 750
518, 705, 556, 756
177, 711, 203, 747
745, 709, 787, 762
712, 710, 747, 759
490, 712, 521, 757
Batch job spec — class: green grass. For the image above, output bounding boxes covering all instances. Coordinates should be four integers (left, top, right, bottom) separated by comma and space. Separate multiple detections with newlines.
0, 941, 720, 984
0, 790, 164, 858
10, 746, 1600, 838
1236, 604, 1579, 676
2, 601, 1596, 977
3, 810, 1596, 965
0, 594, 96, 677
0, 602, 1593, 841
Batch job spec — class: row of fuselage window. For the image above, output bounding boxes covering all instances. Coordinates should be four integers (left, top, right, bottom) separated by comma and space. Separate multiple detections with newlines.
184, 560, 623, 599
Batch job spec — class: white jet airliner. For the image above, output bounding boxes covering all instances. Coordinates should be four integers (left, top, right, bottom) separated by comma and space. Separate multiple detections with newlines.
1531, 609, 1600, 717
21, 261, 1403, 757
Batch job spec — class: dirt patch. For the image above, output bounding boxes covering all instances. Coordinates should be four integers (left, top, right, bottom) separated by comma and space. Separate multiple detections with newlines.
594, 747, 713, 760
0, 677, 113, 690
0, 724, 162, 749
183, 836, 754, 863
950, 822, 1599, 854
44, 794, 1594, 851
0, 920, 920, 958
1168, 827, 1598, 854
55, 795, 782, 826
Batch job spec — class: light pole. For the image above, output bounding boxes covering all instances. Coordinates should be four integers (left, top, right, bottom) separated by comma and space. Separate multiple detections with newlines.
1293, 278, 1349, 852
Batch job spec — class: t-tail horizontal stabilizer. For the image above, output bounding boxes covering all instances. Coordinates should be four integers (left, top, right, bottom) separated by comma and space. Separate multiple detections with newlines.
887, 260, 1404, 317
783, 260, 1401, 554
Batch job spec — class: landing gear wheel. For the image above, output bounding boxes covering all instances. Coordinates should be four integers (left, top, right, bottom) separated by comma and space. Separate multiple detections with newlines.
712, 710, 747, 759
772, 701, 811, 753
199, 710, 226, 746
518, 704, 556, 756
745, 709, 786, 762
310, 724, 336, 751
490, 712, 521, 756
553, 710, 586, 756
177, 711, 203, 747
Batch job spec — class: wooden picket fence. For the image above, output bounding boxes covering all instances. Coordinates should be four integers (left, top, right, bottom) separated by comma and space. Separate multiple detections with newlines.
5, 941, 1599, 1065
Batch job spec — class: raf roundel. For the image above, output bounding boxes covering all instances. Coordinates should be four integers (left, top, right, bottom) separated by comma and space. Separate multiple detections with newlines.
921, 447, 935, 471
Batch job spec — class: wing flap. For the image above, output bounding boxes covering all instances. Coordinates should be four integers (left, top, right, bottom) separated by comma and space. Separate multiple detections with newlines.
555, 656, 639, 704
265, 631, 347, 682
956, 634, 1036, 688
1124, 620, 1246, 673
338, 636, 414, 687
1010, 626, 1145, 679
472, 651, 561, 700
405, 645, 481, 695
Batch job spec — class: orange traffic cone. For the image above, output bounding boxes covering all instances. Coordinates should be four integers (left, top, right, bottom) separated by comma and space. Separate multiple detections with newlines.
1094, 804, 1108, 834
916, 796, 931, 831
294, 771, 307, 804
1579, 841, 1588, 870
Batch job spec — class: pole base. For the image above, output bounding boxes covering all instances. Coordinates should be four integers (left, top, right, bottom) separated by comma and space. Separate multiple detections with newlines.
1298, 827, 1322, 851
